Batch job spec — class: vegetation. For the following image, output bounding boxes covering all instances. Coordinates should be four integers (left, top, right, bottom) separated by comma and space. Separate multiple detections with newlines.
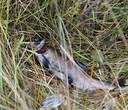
0, 0, 128, 110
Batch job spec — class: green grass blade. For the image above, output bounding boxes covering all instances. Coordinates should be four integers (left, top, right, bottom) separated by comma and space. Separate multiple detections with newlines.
0, 46, 3, 92
14, 33, 24, 55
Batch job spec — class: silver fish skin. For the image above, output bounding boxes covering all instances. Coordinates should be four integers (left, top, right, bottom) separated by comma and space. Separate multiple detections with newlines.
42, 94, 63, 108
28, 40, 116, 92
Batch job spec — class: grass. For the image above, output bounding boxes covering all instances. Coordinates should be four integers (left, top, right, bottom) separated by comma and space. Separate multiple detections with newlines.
0, 0, 128, 110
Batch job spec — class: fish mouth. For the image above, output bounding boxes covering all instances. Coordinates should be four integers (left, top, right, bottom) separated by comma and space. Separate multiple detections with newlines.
27, 39, 46, 51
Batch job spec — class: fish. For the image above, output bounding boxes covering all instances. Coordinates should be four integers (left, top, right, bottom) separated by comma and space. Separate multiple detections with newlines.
42, 94, 64, 109
27, 39, 116, 92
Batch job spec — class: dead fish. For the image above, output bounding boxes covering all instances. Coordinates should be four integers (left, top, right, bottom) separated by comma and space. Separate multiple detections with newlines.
75, 61, 87, 71
42, 94, 64, 108
27, 39, 116, 92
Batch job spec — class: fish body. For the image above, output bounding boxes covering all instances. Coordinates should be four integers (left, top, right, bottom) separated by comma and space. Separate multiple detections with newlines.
27, 40, 116, 92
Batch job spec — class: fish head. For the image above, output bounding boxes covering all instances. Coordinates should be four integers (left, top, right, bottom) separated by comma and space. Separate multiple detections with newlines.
27, 39, 50, 54
27, 39, 46, 51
